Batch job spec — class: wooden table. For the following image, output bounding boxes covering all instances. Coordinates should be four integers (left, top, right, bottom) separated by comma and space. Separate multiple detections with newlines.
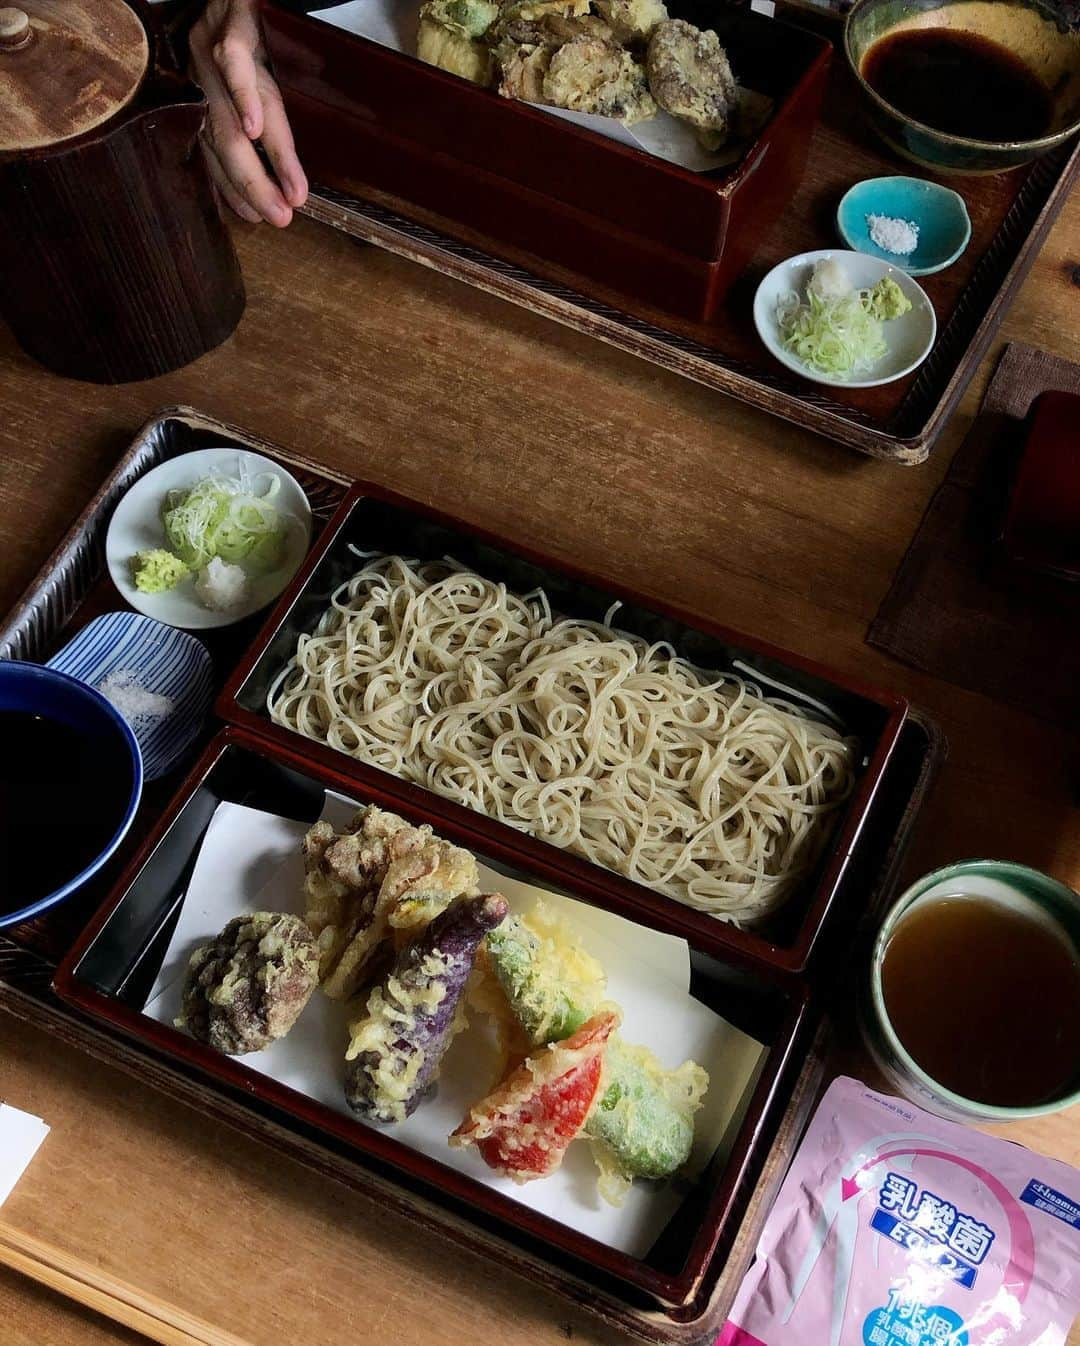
1, 199, 1078, 1345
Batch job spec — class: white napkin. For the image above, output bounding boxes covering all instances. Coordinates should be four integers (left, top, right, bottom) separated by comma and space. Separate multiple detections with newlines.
0, 1104, 49, 1206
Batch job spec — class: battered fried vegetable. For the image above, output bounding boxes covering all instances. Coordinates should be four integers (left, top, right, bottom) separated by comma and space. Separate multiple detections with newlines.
432, 0, 500, 35
543, 36, 656, 124
485, 912, 707, 1199
586, 1039, 707, 1194
494, 40, 553, 101
593, 0, 667, 46
345, 893, 510, 1123
483, 906, 605, 1042
417, 0, 498, 85
302, 806, 479, 1000
491, 10, 612, 48
451, 1011, 618, 1180
497, 0, 591, 22
646, 18, 737, 148
178, 912, 319, 1056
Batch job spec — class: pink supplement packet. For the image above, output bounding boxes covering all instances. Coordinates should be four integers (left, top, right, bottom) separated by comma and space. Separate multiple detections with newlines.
720, 1076, 1080, 1346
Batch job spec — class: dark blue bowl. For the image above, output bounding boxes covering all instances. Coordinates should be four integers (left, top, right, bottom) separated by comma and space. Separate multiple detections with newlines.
0, 661, 143, 929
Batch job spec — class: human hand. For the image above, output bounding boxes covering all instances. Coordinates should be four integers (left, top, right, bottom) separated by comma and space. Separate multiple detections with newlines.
189, 0, 309, 226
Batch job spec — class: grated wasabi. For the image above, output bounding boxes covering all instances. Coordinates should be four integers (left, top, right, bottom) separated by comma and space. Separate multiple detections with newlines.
131, 548, 189, 593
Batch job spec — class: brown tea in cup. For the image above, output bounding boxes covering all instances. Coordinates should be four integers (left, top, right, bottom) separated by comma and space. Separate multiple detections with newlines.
880, 892, 1080, 1109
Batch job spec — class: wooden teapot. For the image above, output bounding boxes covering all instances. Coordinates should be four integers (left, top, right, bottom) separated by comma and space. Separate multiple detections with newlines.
0, 0, 245, 383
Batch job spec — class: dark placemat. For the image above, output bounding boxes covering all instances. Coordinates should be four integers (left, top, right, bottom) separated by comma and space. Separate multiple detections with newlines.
869, 343, 1079, 724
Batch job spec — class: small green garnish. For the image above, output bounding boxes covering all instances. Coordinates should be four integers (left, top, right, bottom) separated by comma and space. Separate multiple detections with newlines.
865, 276, 912, 322
131, 548, 189, 593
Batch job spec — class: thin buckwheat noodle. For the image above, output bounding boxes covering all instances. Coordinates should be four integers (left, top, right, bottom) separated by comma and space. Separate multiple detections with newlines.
267, 554, 858, 923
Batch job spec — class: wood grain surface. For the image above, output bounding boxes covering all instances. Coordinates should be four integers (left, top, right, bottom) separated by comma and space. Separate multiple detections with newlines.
0, 202, 1078, 1344
0, 0, 148, 152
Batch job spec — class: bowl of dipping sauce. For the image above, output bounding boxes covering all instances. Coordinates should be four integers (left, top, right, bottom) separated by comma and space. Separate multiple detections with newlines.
844, 0, 1080, 174
0, 661, 142, 929
864, 859, 1080, 1122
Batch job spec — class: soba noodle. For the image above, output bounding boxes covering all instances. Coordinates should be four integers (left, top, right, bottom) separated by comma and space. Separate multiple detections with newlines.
267, 555, 857, 923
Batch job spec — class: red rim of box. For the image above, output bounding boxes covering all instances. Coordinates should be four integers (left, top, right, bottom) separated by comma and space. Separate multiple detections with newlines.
215, 478, 909, 979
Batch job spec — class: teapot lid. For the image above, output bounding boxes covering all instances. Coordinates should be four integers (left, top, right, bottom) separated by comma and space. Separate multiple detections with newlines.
0, 0, 149, 154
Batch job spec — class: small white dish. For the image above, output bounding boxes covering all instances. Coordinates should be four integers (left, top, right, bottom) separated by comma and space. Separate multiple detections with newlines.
106, 448, 313, 631
752, 249, 937, 390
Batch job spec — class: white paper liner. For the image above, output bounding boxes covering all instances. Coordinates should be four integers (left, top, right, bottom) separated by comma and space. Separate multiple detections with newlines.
311, 0, 771, 173
144, 795, 766, 1258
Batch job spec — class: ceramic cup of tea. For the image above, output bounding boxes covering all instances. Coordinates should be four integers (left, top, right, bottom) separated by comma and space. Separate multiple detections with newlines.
0, 661, 143, 929
844, 0, 1080, 174
863, 859, 1080, 1122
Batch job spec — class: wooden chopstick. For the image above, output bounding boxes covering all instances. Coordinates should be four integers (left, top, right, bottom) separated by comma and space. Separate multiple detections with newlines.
0, 1222, 253, 1346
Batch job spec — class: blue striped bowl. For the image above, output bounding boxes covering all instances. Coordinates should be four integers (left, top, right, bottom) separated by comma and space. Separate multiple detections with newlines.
47, 613, 213, 781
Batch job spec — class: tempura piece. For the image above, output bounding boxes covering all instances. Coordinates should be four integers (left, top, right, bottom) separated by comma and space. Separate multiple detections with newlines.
178, 912, 319, 1056
417, 18, 493, 83
496, 0, 591, 23
646, 18, 737, 148
491, 9, 612, 48
451, 1011, 618, 1181
484, 907, 708, 1202
302, 807, 416, 981
543, 37, 656, 125
495, 41, 553, 101
431, 0, 500, 35
302, 805, 480, 1000
417, 0, 499, 84
345, 893, 509, 1123
482, 900, 607, 1042
593, 0, 667, 45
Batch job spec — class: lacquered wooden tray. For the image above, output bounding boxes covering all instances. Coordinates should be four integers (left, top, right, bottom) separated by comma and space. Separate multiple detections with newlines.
0, 718, 941, 1343
0, 406, 945, 1341
285, 7, 1079, 464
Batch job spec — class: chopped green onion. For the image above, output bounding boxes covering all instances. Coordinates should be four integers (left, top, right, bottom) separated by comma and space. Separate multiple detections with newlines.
161, 467, 289, 573
777, 263, 912, 381
777, 288, 888, 380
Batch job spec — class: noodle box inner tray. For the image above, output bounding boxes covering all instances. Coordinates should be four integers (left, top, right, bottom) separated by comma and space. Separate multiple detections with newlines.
260, 0, 832, 321
218, 481, 908, 980
54, 729, 814, 1308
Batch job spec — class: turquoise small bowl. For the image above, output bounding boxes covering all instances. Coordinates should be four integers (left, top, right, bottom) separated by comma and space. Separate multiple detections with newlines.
837, 177, 972, 277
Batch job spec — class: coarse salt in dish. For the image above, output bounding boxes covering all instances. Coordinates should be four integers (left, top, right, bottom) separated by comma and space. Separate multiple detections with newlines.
96, 669, 174, 724
867, 213, 920, 256
720, 1076, 1080, 1346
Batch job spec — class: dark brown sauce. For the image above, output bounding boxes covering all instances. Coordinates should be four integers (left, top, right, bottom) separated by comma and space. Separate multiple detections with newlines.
0, 711, 134, 914
861, 29, 1054, 143
882, 894, 1080, 1108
